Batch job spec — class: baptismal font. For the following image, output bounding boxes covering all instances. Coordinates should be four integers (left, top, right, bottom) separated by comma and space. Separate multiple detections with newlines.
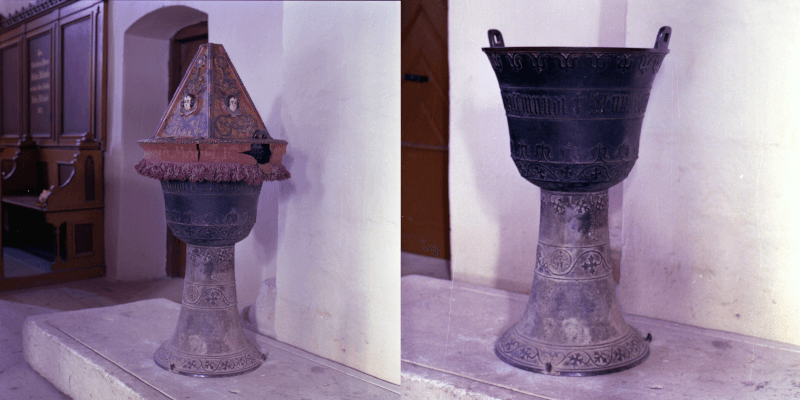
135, 44, 289, 377
483, 27, 670, 376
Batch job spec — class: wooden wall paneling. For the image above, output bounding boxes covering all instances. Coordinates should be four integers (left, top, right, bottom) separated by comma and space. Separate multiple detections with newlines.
59, 0, 101, 20
36, 147, 103, 211
25, 9, 59, 31
0, 145, 38, 195
81, 142, 103, 206
45, 208, 103, 271
0, 170, 2, 278
1, 37, 23, 141
0, 25, 24, 43
25, 21, 57, 145
94, 2, 105, 148
58, 7, 95, 142
0, 0, 107, 290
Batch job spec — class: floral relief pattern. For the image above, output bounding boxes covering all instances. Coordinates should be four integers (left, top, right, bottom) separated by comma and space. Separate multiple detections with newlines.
154, 345, 263, 376
168, 223, 255, 243
512, 141, 636, 188
183, 284, 237, 309
163, 53, 209, 138
166, 210, 255, 226
188, 246, 235, 263
151, 44, 267, 140
209, 45, 261, 138
496, 328, 648, 374
549, 250, 572, 275
500, 89, 651, 119
541, 192, 609, 242
536, 246, 611, 279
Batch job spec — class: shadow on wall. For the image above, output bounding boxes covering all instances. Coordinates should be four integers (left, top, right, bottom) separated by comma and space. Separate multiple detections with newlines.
277, 17, 382, 360
455, 95, 540, 337
239, 96, 284, 305
241, 98, 288, 335
273, 39, 333, 346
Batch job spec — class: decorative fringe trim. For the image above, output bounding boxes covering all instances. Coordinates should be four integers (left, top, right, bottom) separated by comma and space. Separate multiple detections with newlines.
135, 159, 290, 185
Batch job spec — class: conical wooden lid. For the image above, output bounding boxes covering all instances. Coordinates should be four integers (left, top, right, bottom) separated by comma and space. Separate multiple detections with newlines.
147, 43, 269, 140
136, 44, 289, 183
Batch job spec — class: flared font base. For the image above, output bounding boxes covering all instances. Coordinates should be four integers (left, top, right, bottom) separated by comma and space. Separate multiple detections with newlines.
493, 189, 649, 376
154, 340, 264, 378
495, 323, 649, 376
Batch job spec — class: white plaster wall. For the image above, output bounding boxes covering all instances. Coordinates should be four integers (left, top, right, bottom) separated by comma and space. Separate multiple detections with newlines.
448, 0, 627, 293
106, 1, 282, 310
206, 1, 284, 315
106, 31, 170, 283
620, 0, 800, 346
275, 2, 401, 384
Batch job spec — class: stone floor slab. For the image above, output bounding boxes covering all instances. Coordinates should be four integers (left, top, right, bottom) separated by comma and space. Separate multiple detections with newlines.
401, 252, 450, 280
401, 275, 800, 399
24, 298, 400, 400
0, 300, 69, 400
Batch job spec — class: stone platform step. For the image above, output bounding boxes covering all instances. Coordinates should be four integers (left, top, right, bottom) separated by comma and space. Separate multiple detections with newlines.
401, 275, 800, 400
24, 298, 399, 399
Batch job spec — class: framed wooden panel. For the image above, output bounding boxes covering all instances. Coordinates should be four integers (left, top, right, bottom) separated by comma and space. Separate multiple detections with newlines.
26, 22, 56, 142
0, 38, 23, 140
0, 1, 105, 149
92, 2, 105, 149
58, 7, 97, 141
25, 9, 59, 32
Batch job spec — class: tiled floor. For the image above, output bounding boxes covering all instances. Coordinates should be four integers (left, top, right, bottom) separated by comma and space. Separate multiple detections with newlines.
0, 276, 184, 399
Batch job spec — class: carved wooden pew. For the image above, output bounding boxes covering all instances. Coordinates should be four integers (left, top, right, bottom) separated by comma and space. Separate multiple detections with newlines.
1, 135, 104, 274
1, 0, 107, 289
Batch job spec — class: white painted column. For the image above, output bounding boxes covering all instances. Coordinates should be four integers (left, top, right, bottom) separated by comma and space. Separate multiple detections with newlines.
275, 1, 401, 384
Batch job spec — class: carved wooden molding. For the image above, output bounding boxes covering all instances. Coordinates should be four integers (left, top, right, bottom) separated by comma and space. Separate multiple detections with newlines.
0, 0, 75, 30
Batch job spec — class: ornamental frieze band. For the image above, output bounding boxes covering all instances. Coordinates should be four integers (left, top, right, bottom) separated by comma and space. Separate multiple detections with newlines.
154, 346, 263, 376
536, 244, 612, 280
487, 51, 666, 75
183, 283, 237, 309
166, 209, 255, 226
495, 327, 648, 373
501, 89, 651, 119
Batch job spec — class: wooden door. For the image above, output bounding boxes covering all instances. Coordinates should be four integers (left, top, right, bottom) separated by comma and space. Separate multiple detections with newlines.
165, 21, 207, 278
402, 0, 450, 260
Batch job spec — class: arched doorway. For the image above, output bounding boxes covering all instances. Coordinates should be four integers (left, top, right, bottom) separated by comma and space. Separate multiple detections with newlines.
401, 0, 451, 278
165, 21, 208, 277
108, 6, 207, 280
